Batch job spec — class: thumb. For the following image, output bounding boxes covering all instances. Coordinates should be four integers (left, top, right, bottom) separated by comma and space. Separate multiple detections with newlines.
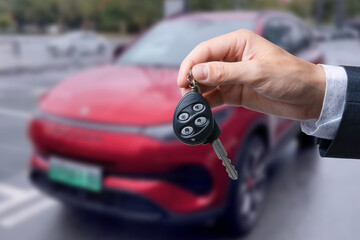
192, 61, 257, 86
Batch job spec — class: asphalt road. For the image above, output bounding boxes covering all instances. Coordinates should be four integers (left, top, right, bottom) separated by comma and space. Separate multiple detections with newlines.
0, 69, 360, 240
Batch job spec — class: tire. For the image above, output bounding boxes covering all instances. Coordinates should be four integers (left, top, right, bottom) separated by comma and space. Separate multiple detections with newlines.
221, 135, 267, 236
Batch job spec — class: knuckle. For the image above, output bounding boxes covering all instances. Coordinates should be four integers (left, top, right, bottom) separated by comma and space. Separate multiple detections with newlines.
237, 29, 253, 37
200, 39, 210, 46
197, 40, 209, 51
179, 61, 187, 71
249, 60, 266, 85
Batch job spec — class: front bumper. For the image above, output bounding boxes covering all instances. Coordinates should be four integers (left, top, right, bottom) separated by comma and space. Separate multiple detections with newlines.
28, 109, 256, 219
30, 168, 223, 223
30, 155, 224, 222
29, 117, 237, 214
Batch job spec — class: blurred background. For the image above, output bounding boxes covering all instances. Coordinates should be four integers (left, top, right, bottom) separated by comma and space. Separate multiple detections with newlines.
1, 0, 360, 240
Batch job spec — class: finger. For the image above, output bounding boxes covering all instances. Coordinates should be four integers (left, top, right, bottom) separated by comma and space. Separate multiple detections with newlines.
192, 60, 262, 87
180, 87, 191, 96
177, 29, 253, 88
203, 87, 225, 108
198, 84, 216, 94
203, 84, 244, 108
179, 82, 217, 97
180, 85, 215, 98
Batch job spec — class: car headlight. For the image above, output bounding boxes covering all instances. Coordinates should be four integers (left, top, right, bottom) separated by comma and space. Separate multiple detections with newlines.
142, 123, 176, 142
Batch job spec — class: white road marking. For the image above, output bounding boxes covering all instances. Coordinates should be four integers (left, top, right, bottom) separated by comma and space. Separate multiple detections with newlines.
0, 198, 56, 228
0, 108, 31, 120
0, 190, 39, 215
0, 184, 25, 198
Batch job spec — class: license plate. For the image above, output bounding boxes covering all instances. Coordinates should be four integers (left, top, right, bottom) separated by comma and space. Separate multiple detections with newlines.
48, 157, 102, 192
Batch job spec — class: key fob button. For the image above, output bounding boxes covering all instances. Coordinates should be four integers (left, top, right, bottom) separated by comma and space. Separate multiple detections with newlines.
181, 126, 193, 136
194, 117, 207, 126
193, 103, 204, 112
178, 112, 190, 121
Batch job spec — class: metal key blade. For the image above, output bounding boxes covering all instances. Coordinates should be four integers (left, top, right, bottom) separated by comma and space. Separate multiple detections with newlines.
211, 138, 238, 180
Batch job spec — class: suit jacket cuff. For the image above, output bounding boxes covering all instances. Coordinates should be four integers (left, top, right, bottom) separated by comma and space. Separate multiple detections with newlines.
318, 66, 360, 158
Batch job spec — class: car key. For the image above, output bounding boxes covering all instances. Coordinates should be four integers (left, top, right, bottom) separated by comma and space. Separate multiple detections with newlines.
173, 70, 238, 180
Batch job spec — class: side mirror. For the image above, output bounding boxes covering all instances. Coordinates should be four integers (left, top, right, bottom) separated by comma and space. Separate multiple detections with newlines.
112, 44, 127, 61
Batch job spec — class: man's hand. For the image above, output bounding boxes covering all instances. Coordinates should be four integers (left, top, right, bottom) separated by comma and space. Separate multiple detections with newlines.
177, 29, 326, 120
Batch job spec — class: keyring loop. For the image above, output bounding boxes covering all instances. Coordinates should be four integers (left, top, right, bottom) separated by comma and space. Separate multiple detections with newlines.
187, 69, 201, 93
187, 75, 194, 87
187, 69, 196, 87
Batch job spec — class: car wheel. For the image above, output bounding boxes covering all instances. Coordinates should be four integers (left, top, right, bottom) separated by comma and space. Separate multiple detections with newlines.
221, 135, 267, 236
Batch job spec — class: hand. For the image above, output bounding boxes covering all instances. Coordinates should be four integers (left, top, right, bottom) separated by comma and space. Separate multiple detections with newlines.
177, 29, 326, 120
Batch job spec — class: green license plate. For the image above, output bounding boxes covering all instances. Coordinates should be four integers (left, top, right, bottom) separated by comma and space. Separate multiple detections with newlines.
48, 157, 102, 192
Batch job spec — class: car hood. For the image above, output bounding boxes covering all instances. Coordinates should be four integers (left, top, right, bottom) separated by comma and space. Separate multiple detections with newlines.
40, 65, 182, 125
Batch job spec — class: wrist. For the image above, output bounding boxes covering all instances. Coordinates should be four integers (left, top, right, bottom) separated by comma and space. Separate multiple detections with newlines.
307, 64, 326, 119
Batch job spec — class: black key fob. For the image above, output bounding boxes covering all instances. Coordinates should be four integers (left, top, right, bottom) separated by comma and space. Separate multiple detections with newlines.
173, 91, 221, 145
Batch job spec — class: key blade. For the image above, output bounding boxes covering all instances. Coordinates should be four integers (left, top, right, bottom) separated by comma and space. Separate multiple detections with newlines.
211, 139, 238, 180
222, 156, 238, 180
211, 138, 227, 159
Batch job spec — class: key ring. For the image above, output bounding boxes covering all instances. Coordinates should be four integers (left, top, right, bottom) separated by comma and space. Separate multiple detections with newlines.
187, 69, 196, 88
187, 69, 201, 93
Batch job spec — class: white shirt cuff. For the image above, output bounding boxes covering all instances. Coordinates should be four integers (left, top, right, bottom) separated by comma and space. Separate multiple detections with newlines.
301, 65, 347, 140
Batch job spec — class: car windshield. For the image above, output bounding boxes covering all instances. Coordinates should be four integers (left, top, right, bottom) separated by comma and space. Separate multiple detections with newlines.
63, 31, 95, 40
332, 31, 357, 40
63, 32, 81, 39
117, 19, 254, 67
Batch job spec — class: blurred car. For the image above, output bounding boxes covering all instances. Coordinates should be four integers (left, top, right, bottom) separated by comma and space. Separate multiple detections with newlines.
315, 27, 360, 65
345, 17, 360, 35
29, 11, 322, 235
47, 31, 108, 57
314, 26, 359, 42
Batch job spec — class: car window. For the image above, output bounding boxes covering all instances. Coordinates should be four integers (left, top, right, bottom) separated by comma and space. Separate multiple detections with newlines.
332, 31, 357, 40
264, 17, 310, 54
117, 19, 254, 67
263, 18, 289, 50
296, 22, 313, 51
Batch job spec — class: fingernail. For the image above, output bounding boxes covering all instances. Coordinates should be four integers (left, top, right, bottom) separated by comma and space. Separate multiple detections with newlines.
192, 64, 208, 80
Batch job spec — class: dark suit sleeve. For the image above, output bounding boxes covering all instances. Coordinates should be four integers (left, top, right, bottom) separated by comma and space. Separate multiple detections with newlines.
317, 66, 360, 158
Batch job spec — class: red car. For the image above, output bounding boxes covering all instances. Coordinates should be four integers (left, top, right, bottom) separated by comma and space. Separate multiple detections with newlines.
29, 11, 323, 234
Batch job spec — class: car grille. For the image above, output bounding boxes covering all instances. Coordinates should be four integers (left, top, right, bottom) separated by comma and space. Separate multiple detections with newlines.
43, 153, 213, 196
106, 165, 213, 196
